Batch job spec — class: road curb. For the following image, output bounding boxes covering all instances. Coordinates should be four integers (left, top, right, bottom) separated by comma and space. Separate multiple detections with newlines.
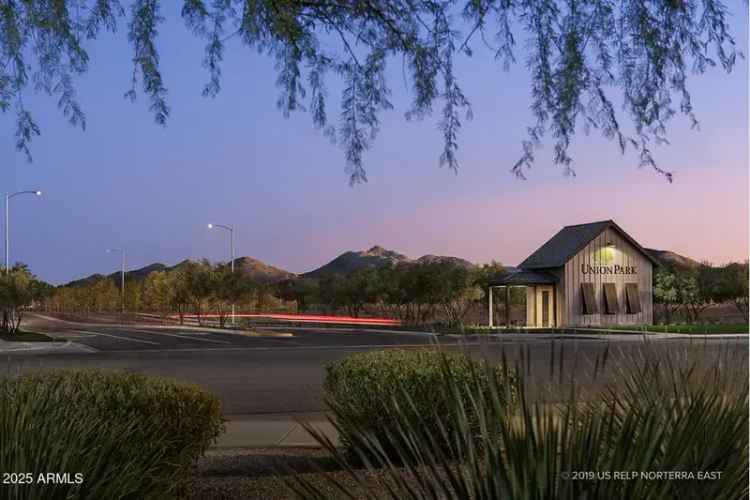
143, 325, 295, 338
26, 314, 295, 339
0, 338, 97, 354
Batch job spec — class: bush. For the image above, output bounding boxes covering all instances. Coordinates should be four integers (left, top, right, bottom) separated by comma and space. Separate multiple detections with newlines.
0, 369, 224, 499
298, 343, 748, 500
323, 349, 517, 457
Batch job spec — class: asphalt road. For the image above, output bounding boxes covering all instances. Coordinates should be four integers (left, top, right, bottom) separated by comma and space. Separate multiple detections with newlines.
8, 314, 746, 418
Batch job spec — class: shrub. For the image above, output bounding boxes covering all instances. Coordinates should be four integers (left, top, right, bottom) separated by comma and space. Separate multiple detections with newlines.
297, 343, 748, 500
0, 369, 224, 499
323, 349, 517, 457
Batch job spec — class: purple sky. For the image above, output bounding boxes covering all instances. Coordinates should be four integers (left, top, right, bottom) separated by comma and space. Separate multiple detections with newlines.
3, 4, 748, 285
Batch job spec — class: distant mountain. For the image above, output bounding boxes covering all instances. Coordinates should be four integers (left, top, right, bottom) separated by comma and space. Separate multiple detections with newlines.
65, 263, 168, 287
65, 273, 107, 288
415, 254, 474, 268
301, 246, 481, 278
124, 263, 168, 279
645, 248, 701, 270
302, 246, 410, 279
232, 256, 296, 284
64, 258, 293, 287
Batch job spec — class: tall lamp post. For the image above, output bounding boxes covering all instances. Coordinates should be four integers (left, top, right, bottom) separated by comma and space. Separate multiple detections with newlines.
106, 248, 125, 316
208, 223, 235, 326
5, 190, 42, 272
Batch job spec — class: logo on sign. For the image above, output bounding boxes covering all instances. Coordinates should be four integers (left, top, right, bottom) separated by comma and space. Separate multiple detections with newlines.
581, 264, 637, 275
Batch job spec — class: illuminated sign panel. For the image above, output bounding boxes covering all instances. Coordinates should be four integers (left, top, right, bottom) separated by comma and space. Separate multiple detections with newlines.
581, 245, 637, 275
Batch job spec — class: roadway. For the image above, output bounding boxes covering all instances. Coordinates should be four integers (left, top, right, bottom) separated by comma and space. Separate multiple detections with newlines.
8, 314, 746, 418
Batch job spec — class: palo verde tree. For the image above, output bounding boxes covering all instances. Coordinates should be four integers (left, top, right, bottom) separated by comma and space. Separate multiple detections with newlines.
653, 267, 682, 324
211, 262, 254, 327
712, 261, 749, 322
275, 277, 319, 312
142, 270, 173, 318
0, 264, 51, 334
431, 262, 482, 329
0, 1, 741, 182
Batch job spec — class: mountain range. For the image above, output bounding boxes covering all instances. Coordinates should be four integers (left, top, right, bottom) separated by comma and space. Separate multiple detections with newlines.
64, 245, 699, 287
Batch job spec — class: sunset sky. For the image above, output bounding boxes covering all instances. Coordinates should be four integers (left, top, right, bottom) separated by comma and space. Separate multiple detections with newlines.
3, 4, 748, 285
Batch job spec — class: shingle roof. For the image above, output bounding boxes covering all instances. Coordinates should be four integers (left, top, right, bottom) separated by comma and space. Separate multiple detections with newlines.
490, 269, 558, 286
519, 220, 659, 270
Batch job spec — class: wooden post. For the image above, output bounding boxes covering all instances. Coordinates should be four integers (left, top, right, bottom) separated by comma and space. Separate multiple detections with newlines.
552, 283, 558, 328
505, 285, 511, 329
488, 287, 494, 328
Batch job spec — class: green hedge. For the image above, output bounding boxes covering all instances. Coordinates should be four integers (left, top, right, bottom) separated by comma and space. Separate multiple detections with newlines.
0, 369, 224, 499
324, 349, 517, 456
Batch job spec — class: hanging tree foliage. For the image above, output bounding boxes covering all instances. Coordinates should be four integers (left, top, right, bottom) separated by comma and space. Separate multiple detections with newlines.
0, 0, 742, 183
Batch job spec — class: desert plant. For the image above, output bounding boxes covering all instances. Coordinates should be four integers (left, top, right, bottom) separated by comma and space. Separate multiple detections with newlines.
294, 342, 748, 499
713, 262, 750, 323
0, 369, 224, 499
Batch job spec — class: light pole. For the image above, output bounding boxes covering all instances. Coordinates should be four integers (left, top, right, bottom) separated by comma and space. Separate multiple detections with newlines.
5, 190, 42, 272
208, 223, 235, 326
106, 248, 125, 316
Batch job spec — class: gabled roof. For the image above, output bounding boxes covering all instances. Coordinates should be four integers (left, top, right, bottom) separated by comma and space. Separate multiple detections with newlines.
519, 220, 659, 270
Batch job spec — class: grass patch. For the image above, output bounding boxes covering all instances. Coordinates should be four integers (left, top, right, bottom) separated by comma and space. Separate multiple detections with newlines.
435, 323, 749, 335
601, 323, 749, 334
0, 330, 56, 342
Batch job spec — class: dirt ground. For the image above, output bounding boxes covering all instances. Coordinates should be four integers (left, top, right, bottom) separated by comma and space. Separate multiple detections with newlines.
185, 448, 392, 500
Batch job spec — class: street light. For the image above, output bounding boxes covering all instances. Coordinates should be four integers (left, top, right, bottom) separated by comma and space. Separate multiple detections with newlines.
106, 248, 125, 316
208, 223, 235, 326
5, 190, 42, 272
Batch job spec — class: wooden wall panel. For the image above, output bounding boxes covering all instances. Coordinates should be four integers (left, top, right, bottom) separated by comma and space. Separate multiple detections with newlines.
526, 286, 536, 326
562, 227, 653, 327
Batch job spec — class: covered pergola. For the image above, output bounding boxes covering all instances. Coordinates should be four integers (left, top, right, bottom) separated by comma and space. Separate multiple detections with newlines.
488, 269, 558, 328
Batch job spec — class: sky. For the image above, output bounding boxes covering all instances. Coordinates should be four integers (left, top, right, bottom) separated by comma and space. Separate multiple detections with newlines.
3, 4, 748, 285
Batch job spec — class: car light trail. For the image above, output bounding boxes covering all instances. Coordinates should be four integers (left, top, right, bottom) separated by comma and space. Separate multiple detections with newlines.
168, 312, 402, 326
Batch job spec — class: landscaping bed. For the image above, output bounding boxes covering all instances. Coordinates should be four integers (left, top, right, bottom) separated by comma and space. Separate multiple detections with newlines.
434, 323, 750, 335
0, 330, 56, 342
594, 323, 749, 334
185, 448, 431, 500
0, 369, 224, 499
184, 448, 370, 500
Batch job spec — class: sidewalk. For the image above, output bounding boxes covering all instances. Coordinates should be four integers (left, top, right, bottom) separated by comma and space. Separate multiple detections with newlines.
215, 413, 336, 448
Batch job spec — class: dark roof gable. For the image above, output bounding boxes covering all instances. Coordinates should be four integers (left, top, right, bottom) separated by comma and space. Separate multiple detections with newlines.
519, 220, 659, 269
489, 269, 558, 286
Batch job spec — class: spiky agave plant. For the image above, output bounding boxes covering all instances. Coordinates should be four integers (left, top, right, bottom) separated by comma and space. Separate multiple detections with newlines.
0, 375, 187, 500
289, 340, 748, 500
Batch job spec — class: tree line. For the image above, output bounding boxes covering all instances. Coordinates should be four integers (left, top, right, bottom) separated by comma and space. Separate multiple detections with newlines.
45, 260, 279, 328
7, 257, 749, 335
43, 259, 508, 329
653, 262, 748, 324
277, 261, 509, 328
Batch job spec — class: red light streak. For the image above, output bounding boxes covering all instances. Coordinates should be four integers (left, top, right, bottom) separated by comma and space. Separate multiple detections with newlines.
168, 312, 401, 326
